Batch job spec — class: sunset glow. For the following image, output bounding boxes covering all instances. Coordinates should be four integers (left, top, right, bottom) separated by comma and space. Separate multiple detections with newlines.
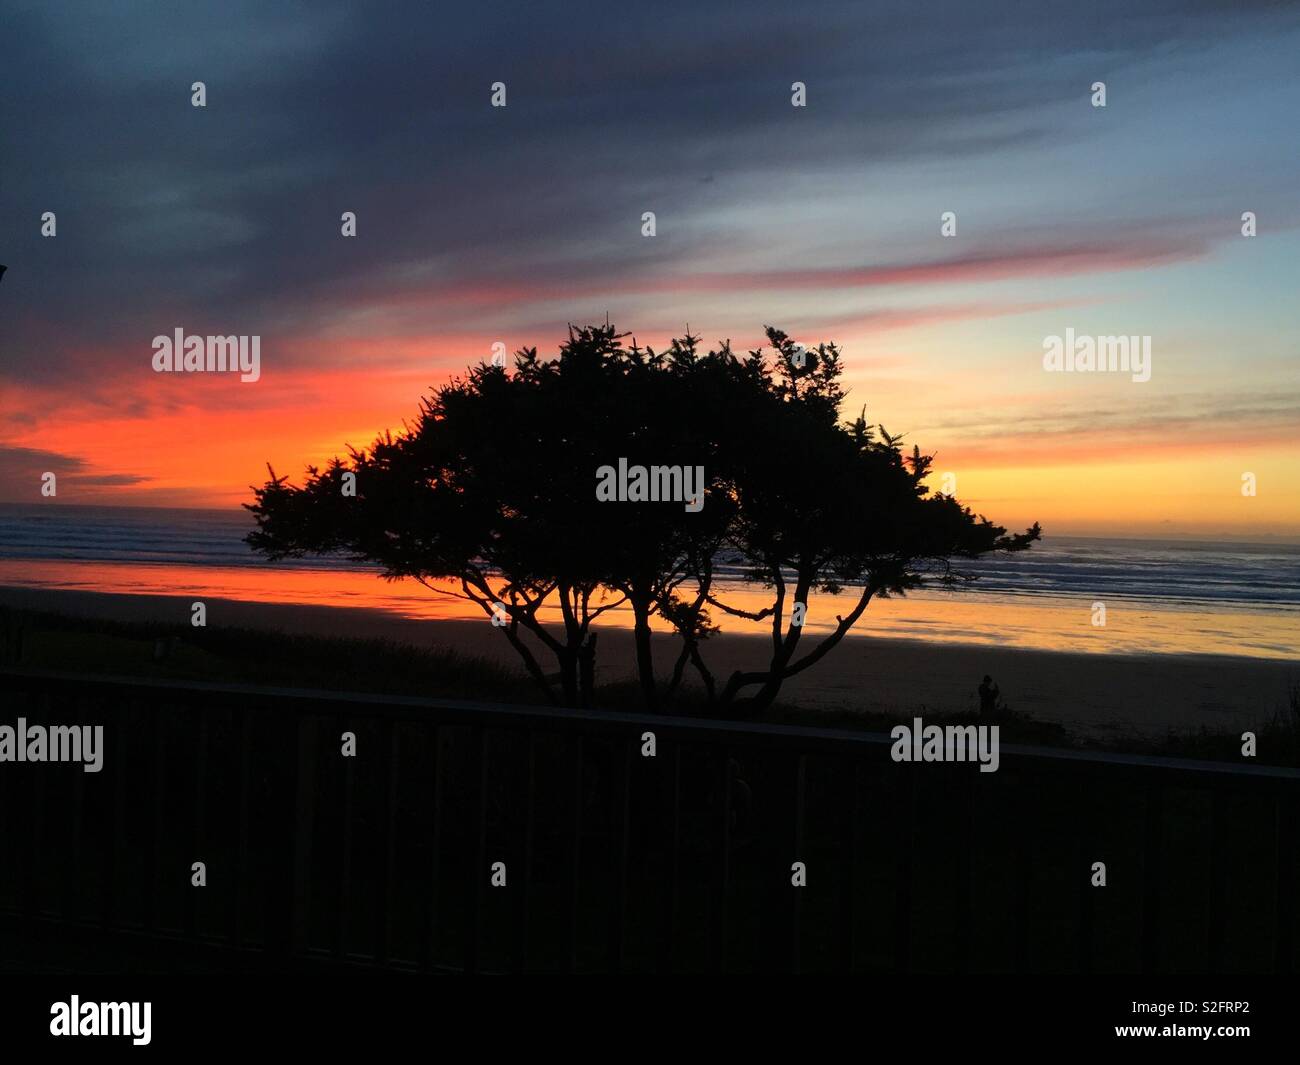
2, 3, 1297, 541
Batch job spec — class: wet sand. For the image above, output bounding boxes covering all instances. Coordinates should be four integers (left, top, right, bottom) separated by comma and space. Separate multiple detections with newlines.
4, 585, 1295, 743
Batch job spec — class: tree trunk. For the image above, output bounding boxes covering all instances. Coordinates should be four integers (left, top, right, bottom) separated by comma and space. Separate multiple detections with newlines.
578, 633, 598, 708
558, 648, 579, 707
631, 598, 658, 711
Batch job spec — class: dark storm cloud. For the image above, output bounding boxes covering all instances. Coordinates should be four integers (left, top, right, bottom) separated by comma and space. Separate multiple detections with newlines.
1, 0, 1295, 386
0, 445, 148, 493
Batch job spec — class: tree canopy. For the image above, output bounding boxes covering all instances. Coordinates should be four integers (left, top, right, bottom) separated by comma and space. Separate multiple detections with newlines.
246, 323, 1040, 714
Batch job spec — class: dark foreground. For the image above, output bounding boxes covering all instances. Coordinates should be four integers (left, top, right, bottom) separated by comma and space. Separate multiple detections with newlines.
2, 668, 1297, 977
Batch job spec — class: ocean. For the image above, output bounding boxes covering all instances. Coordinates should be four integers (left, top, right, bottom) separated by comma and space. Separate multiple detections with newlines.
1, 503, 1297, 660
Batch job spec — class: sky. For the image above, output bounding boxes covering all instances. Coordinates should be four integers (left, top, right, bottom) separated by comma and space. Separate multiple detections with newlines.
1, 0, 1298, 540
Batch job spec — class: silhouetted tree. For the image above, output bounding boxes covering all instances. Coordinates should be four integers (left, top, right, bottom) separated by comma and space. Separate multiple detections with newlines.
246, 323, 1038, 714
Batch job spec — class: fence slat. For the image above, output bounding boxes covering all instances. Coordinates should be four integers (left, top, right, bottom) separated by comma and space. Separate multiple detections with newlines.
791, 752, 806, 974
1075, 780, 1094, 975
377, 718, 399, 965
232, 706, 251, 948
335, 718, 354, 959
708, 744, 731, 973
1141, 784, 1164, 973
1274, 794, 1295, 974
186, 714, 208, 939
837, 760, 860, 973
465, 726, 488, 974
517, 730, 536, 973
609, 736, 632, 973
892, 766, 915, 974
1208, 789, 1227, 970
145, 704, 165, 931
422, 726, 444, 972
566, 735, 584, 973
658, 741, 681, 974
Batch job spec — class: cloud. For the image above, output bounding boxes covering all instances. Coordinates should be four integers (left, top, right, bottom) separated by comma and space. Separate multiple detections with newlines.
916, 391, 1300, 466
2, 0, 1296, 382
1, 0, 1297, 520
0, 445, 149, 501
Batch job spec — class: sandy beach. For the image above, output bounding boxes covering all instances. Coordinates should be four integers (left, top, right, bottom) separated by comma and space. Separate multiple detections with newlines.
2, 585, 1294, 743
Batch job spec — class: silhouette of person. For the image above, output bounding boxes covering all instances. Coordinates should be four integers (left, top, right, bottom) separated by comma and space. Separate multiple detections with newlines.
978, 674, 1000, 717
